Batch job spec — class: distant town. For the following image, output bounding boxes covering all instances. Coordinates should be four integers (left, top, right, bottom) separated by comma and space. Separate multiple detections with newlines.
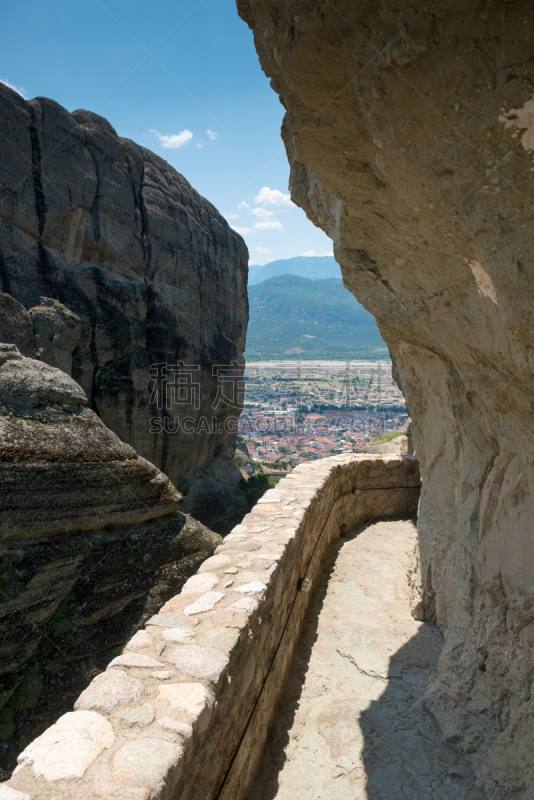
238, 360, 408, 466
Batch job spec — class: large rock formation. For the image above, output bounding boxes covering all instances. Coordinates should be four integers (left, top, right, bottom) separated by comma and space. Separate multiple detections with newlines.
0, 346, 220, 777
237, 1, 534, 797
0, 83, 248, 527
0, 344, 180, 539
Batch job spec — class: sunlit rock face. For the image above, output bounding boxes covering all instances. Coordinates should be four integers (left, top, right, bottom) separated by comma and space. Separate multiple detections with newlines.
0, 83, 248, 523
237, 1, 534, 795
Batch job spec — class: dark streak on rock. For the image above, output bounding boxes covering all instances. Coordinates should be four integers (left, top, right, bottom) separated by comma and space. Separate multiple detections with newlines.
28, 106, 47, 238
36, 242, 56, 295
139, 163, 152, 275
0, 247, 12, 295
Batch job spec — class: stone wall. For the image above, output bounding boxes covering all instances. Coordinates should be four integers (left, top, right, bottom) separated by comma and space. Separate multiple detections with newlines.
0, 82, 249, 527
0, 454, 420, 799
235, 2, 534, 796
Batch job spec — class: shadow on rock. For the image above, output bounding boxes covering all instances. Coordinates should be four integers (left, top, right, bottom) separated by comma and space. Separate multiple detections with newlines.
360, 624, 488, 799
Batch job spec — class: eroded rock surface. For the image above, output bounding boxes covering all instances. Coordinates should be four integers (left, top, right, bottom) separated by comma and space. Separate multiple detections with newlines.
0, 349, 220, 779
0, 82, 248, 525
237, 2, 534, 796
0, 296, 34, 358
0, 345, 181, 539
29, 297, 81, 375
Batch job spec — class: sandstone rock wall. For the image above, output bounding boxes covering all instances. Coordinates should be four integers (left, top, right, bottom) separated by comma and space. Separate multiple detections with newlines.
0, 348, 220, 778
1, 454, 420, 799
0, 83, 248, 525
236, 1, 534, 796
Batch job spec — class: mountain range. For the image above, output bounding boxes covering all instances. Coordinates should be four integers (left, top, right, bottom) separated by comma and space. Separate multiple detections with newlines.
244, 274, 387, 361
248, 255, 341, 284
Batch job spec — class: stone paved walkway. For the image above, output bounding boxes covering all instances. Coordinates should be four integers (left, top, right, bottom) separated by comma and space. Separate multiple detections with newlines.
246, 519, 487, 800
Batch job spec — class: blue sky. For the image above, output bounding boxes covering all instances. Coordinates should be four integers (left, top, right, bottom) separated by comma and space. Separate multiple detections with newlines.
1, 0, 333, 265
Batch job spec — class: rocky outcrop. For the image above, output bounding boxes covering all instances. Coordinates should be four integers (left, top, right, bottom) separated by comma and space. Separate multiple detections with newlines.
0, 295, 34, 357
0, 345, 180, 539
237, 2, 534, 797
0, 83, 248, 527
363, 423, 413, 455
29, 297, 82, 375
235, 438, 256, 477
363, 434, 409, 455
0, 348, 220, 778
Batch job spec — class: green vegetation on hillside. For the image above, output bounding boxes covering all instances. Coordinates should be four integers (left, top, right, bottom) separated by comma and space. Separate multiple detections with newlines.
225, 473, 281, 533
245, 274, 387, 361
369, 429, 404, 445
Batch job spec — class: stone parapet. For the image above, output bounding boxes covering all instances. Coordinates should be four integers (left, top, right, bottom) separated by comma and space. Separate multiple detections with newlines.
2, 454, 420, 800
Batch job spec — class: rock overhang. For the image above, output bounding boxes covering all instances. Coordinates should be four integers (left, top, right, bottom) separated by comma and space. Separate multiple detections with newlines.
235, 2, 534, 796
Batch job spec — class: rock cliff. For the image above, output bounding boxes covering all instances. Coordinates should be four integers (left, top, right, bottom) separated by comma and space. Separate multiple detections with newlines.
0, 347, 220, 777
0, 82, 248, 527
237, 1, 534, 796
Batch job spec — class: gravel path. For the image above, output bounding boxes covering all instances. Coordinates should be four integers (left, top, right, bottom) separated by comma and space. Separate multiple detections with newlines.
246, 519, 487, 800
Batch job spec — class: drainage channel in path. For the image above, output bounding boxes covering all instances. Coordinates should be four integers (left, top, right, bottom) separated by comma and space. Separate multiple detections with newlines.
246, 518, 487, 800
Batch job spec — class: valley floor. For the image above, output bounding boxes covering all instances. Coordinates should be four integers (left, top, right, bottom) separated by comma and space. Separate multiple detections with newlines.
246, 519, 487, 800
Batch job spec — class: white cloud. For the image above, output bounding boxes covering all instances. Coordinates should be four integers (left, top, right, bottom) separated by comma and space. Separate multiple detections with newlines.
1, 78, 27, 98
249, 259, 258, 265
235, 192, 290, 233
232, 225, 254, 235
254, 186, 294, 209
150, 129, 193, 149
302, 249, 334, 257
256, 246, 272, 254
254, 220, 283, 231
196, 142, 202, 148
206, 129, 218, 140
251, 207, 274, 221
224, 213, 239, 221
